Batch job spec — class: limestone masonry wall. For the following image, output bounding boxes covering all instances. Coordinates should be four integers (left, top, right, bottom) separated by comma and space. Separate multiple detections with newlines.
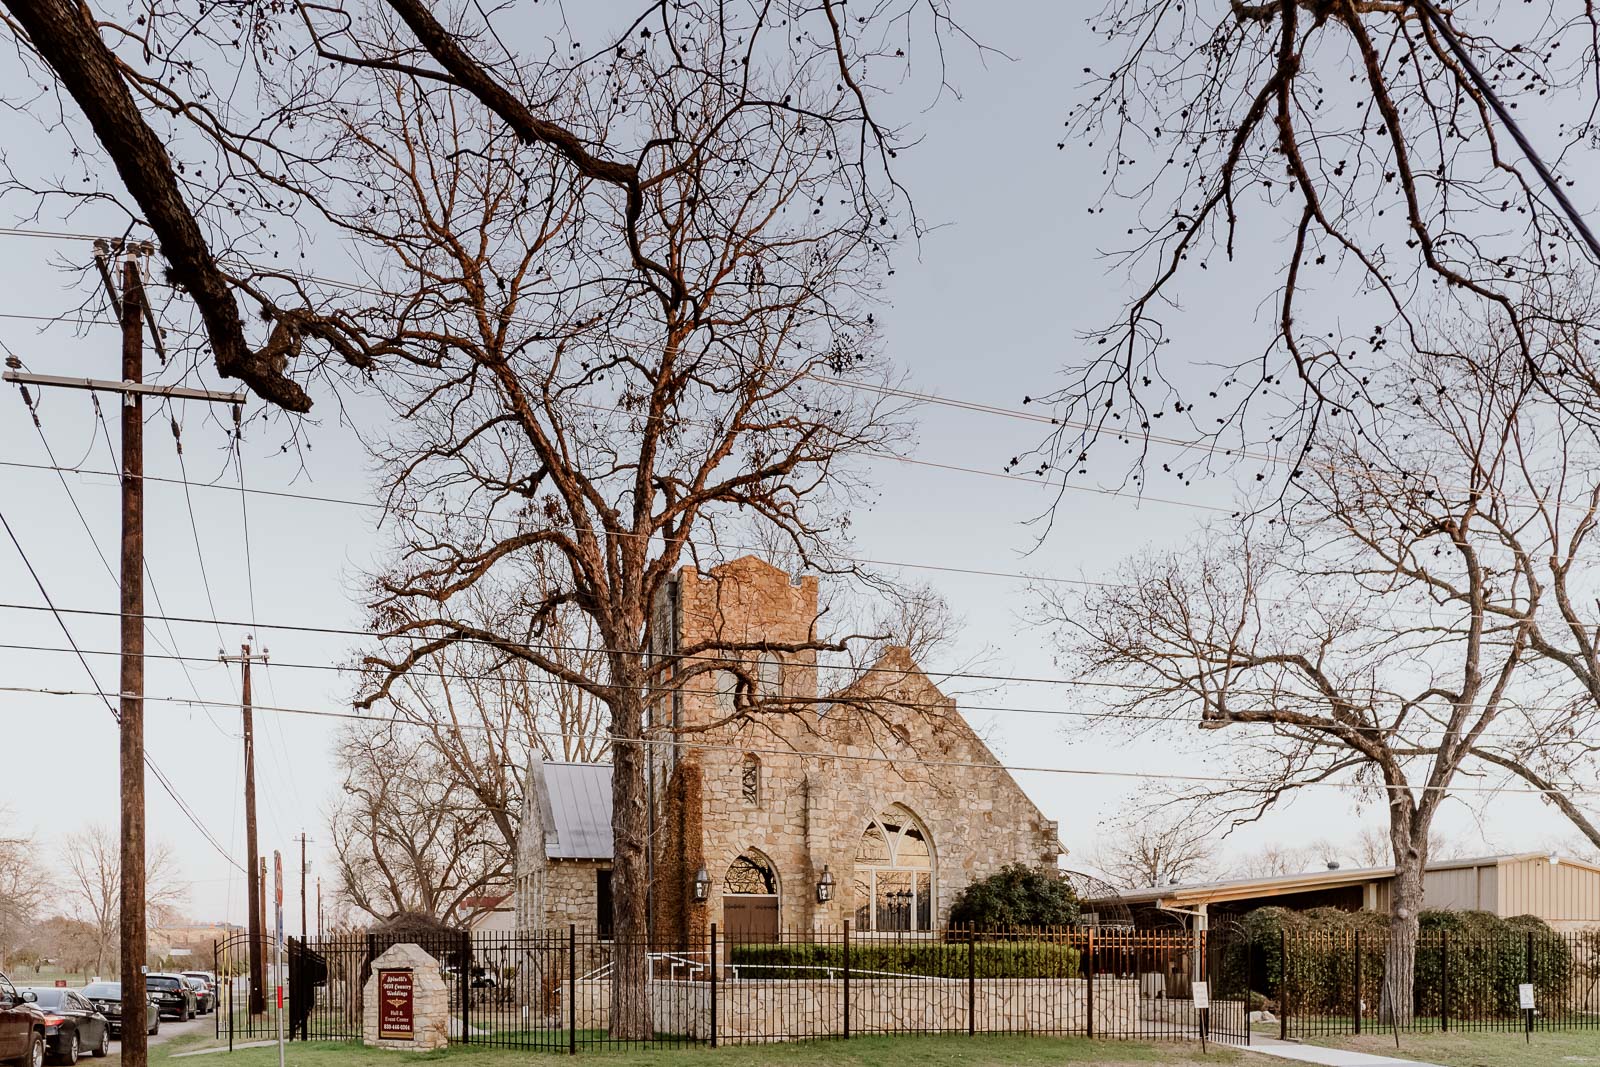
545, 861, 609, 931
558, 977, 1139, 1041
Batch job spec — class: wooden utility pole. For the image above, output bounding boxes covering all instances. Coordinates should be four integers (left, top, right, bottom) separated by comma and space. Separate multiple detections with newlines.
117, 255, 149, 1067
295, 833, 310, 941
2, 243, 245, 1066
221, 643, 270, 1015
316, 877, 323, 938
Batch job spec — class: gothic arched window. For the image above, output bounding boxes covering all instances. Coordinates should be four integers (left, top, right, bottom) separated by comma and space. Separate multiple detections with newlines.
852, 805, 934, 932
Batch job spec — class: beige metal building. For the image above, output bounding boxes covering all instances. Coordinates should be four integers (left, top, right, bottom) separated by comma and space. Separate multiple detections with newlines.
1088, 852, 1600, 932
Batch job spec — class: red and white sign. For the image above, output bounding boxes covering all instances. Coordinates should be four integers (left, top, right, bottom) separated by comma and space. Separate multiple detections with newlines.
378, 970, 415, 1040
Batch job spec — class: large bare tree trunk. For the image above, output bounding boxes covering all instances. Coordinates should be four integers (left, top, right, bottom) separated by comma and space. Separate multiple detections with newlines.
1381, 827, 1428, 1027
607, 678, 652, 1039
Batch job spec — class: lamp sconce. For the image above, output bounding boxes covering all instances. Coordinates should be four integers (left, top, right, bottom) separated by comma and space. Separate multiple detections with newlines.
816, 865, 835, 904
692, 865, 710, 903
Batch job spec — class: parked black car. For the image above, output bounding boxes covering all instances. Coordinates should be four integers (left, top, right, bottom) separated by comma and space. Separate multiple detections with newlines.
142, 977, 194, 1023
15, 991, 108, 1065
178, 973, 216, 1015
78, 984, 158, 1040
0, 972, 45, 1067
178, 978, 211, 1016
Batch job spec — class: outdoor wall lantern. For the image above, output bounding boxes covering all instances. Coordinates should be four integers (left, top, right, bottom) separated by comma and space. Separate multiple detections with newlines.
692, 865, 710, 903
816, 865, 835, 904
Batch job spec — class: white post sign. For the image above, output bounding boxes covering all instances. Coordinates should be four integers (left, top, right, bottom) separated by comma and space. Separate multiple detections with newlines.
1192, 980, 1210, 1010
1518, 983, 1535, 1010
275, 851, 285, 1067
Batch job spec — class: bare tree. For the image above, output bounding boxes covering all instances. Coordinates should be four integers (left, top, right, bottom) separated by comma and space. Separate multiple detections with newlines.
0, 819, 50, 970
1228, 843, 1322, 880
1348, 825, 1462, 869
1092, 810, 1217, 890
258, 15, 928, 1032
62, 826, 184, 979
1035, 0, 1600, 482
328, 719, 507, 924
1040, 385, 1556, 1021
331, 585, 608, 924
0, 0, 936, 420
19, 917, 101, 978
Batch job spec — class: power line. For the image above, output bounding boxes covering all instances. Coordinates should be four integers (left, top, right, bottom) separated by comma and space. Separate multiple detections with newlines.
0, 455, 1175, 590
10, 383, 234, 739
0, 222, 1583, 507
0, 457, 1482, 631
0, 507, 242, 871
3, 682, 1590, 800
0, 598, 1468, 692
0, 638, 1579, 745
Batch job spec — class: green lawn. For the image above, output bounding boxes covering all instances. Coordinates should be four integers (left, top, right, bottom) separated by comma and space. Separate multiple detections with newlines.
136, 1035, 1244, 1067
12, 968, 96, 990
1313, 1029, 1600, 1067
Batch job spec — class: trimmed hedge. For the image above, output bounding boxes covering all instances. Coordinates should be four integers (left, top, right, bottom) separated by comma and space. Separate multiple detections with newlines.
727, 940, 1081, 980
1412, 912, 1572, 1016
1220, 907, 1388, 1015
1222, 906, 1573, 1017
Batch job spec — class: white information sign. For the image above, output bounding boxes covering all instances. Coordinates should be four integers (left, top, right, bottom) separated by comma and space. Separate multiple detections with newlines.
1192, 981, 1210, 1010
1518, 983, 1536, 1011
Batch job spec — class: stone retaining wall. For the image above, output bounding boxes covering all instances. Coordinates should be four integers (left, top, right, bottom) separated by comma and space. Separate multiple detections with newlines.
558, 977, 1139, 1040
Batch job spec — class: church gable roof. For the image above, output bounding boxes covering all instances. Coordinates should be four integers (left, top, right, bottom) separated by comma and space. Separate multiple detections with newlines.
538, 760, 614, 860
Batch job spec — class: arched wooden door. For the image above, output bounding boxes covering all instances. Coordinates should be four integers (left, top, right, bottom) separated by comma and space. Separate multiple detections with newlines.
722, 851, 780, 943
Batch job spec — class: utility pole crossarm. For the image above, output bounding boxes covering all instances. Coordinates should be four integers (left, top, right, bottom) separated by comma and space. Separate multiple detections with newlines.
3, 371, 245, 404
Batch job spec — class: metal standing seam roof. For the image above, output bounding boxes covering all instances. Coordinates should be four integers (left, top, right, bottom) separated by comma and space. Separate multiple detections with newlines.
1085, 851, 1600, 908
541, 761, 614, 860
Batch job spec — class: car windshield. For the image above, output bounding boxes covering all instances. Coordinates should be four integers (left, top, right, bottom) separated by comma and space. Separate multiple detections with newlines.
83, 984, 119, 999
24, 990, 64, 1008
146, 977, 181, 991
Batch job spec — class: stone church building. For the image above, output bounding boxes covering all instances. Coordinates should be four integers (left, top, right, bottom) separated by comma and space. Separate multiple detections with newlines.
514, 556, 1062, 943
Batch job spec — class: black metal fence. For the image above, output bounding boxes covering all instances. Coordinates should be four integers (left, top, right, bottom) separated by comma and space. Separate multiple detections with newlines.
1242, 927, 1600, 1039
214, 924, 1246, 1050
212, 923, 1600, 1051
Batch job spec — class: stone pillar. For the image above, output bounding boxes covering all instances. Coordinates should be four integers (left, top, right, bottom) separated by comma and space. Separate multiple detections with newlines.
363, 943, 449, 1051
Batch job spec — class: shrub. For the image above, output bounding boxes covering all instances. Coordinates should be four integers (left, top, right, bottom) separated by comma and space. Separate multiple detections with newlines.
1220, 907, 1387, 1016
1222, 906, 1573, 1018
946, 864, 1080, 929
727, 939, 1080, 980
1412, 912, 1572, 1016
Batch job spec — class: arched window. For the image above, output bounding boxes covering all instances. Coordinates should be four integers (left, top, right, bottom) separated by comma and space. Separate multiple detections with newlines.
853, 806, 934, 932
741, 753, 761, 805
724, 850, 779, 895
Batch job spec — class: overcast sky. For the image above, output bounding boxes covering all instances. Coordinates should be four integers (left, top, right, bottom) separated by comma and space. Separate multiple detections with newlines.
0, 3, 1582, 926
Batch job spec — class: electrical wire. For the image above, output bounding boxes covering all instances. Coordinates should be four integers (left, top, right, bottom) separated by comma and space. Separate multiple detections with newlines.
0, 506, 242, 871
0, 598, 1482, 693
0, 457, 1481, 629
0, 638, 1582, 745
2, 682, 1589, 801
233, 428, 303, 836
4, 222, 1594, 508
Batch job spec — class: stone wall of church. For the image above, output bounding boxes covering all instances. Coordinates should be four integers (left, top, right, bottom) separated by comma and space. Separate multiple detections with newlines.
667, 557, 1060, 935
522, 556, 1063, 943
545, 860, 609, 931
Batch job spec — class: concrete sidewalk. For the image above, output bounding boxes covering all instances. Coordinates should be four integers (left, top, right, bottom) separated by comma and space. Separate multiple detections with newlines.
1245, 1037, 1443, 1067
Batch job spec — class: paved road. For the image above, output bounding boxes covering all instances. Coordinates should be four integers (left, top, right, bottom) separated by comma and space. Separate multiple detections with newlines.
110, 1010, 216, 1055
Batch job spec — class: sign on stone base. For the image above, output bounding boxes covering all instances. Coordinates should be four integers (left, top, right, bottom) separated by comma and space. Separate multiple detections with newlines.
363, 943, 449, 1051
